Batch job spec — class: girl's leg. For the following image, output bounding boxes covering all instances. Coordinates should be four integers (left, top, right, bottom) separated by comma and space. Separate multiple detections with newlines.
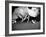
21, 15, 27, 22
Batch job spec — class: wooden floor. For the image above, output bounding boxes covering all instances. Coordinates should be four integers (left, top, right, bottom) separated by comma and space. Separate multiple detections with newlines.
12, 22, 40, 30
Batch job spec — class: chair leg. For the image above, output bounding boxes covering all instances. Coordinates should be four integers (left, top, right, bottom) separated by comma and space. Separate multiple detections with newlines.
27, 16, 30, 23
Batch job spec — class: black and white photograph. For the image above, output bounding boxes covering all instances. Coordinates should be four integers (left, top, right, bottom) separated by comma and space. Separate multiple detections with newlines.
12, 6, 40, 30
5, 1, 45, 36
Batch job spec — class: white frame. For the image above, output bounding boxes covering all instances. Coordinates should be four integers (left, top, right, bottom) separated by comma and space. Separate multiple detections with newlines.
9, 3, 43, 34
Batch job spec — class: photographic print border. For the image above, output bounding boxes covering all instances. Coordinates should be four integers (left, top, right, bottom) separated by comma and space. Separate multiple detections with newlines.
5, 1, 45, 36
